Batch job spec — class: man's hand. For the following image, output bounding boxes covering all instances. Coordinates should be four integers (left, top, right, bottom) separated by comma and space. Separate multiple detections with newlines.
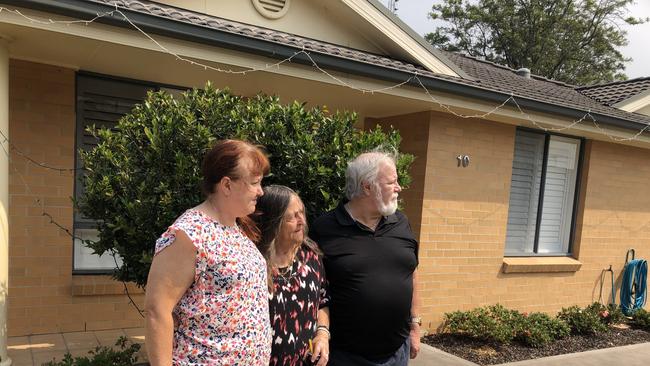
409, 325, 420, 359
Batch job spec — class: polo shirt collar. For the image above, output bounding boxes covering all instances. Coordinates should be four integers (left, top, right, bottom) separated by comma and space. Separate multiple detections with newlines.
384, 212, 399, 224
334, 202, 355, 226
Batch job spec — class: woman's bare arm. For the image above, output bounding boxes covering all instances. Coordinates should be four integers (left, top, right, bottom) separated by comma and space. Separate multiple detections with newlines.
145, 231, 196, 366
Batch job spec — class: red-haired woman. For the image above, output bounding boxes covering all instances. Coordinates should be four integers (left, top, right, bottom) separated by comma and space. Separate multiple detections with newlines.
145, 139, 272, 366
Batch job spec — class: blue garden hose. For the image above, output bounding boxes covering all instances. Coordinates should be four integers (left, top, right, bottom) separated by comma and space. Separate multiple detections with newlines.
620, 258, 648, 316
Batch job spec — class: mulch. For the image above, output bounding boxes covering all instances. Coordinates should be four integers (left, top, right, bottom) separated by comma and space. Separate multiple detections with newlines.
422, 327, 650, 365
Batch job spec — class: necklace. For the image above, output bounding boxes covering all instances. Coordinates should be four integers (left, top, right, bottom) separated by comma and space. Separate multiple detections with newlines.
274, 261, 296, 282
273, 246, 300, 282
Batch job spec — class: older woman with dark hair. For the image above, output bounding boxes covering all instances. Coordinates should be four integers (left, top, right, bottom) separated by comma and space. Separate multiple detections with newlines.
254, 185, 330, 366
145, 139, 272, 366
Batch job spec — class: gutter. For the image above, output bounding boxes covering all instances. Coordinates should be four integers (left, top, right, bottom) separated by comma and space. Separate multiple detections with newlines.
3, 0, 649, 134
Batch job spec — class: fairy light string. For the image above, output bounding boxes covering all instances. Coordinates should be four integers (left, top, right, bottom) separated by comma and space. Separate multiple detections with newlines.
0, 5, 648, 141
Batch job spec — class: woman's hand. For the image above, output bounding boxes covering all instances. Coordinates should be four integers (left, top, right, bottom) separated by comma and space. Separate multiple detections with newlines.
311, 331, 330, 366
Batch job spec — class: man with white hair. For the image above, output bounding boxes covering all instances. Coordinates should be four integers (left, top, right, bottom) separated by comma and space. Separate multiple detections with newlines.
310, 151, 420, 366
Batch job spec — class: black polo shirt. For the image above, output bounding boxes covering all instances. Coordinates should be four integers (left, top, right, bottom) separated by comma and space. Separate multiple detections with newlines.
310, 203, 418, 360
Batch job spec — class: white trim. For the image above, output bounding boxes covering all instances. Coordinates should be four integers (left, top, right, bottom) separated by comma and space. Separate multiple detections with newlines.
341, 0, 459, 77
0, 36, 11, 366
613, 89, 650, 113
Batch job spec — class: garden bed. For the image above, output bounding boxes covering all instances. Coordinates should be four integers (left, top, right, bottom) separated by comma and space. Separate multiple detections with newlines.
421, 303, 650, 365
423, 326, 650, 365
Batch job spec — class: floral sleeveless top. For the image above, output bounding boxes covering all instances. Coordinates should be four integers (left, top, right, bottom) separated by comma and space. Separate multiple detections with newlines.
155, 209, 272, 365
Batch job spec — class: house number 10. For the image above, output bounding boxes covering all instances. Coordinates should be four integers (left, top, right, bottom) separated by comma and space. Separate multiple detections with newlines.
457, 155, 470, 167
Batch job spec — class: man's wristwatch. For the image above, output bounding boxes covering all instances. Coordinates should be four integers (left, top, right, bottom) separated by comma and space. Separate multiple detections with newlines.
410, 316, 422, 326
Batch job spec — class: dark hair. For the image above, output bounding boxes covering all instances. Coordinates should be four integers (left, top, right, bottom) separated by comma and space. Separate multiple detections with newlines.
252, 185, 320, 291
201, 139, 270, 242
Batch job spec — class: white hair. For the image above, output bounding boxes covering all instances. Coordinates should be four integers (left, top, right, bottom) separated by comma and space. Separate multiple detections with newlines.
345, 151, 397, 200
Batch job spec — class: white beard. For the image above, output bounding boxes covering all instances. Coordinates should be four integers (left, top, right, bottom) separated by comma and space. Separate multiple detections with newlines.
374, 186, 398, 216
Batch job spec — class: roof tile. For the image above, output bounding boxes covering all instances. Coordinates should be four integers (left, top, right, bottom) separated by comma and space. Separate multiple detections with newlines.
577, 78, 650, 106
87, 0, 650, 127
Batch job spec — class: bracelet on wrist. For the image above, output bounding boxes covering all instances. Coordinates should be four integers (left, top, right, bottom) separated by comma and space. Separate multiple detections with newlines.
316, 325, 331, 339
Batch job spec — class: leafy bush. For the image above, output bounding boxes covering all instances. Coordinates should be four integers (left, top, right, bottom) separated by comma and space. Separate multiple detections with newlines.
444, 305, 571, 347
442, 303, 642, 348
42, 337, 140, 366
78, 85, 413, 287
517, 312, 569, 347
443, 304, 524, 344
586, 302, 626, 325
630, 308, 650, 330
558, 305, 608, 335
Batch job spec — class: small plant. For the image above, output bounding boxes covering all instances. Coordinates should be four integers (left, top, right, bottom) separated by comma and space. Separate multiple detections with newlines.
558, 305, 608, 335
443, 304, 524, 344
586, 302, 626, 325
630, 308, 650, 331
42, 336, 141, 366
517, 312, 570, 347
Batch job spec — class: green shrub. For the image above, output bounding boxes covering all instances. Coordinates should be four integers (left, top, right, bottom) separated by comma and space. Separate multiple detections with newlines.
444, 305, 574, 347
443, 303, 632, 347
558, 305, 608, 335
443, 304, 524, 344
630, 308, 650, 330
42, 337, 140, 366
586, 302, 626, 325
517, 312, 570, 347
78, 85, 414, 287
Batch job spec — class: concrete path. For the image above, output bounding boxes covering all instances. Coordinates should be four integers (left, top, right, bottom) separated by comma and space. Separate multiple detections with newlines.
411, 342, 650, 366
6, 327, 146, 366
410, 344, 478, 366
10, 330, 648, 366
493, 342, 650, 366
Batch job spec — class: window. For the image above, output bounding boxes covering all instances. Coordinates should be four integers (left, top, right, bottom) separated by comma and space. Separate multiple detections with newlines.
74, 73, 184, 272
505, 129, 583, 256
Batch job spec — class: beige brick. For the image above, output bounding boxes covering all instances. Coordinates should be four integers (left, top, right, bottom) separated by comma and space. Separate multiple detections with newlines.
371, 111, 650, 333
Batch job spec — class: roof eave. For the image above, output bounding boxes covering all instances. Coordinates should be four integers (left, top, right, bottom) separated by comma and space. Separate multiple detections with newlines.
6, 0, 648, 134
363, 0, 473, 80
613, 89, 650, 113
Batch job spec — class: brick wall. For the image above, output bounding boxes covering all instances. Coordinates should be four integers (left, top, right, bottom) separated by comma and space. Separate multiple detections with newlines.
369, 111, 430, 239
578, 140, 650, 308
380, 111, 650, 333
8, 60, 650, 338
8, 60, 144, 336
416, 111, 516, 331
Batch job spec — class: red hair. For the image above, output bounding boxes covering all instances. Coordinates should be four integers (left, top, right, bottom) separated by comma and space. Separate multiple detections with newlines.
201, 139, 270, 242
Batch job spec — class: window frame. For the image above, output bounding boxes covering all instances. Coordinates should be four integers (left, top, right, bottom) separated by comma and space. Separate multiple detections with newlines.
72, 71, 186, 274
505, 127, 585, 257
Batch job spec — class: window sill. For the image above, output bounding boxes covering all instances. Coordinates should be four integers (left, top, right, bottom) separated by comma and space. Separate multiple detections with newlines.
71, 275, 144, 296
501, 257, 582, 273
